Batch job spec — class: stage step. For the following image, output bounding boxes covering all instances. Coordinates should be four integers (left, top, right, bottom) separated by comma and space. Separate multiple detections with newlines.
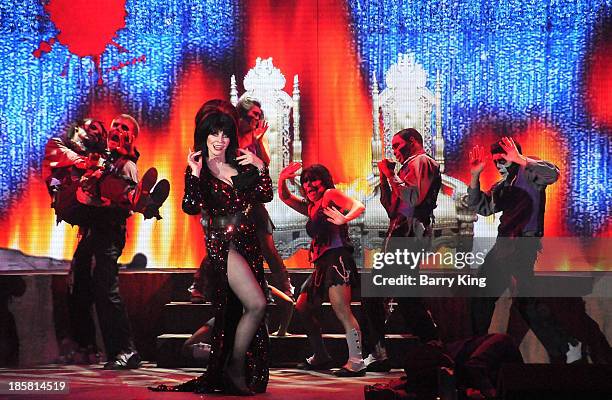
157, 333, 419, 368
158, 269, 419, 368
170, 269, 316, 302
162, 301, 409, 335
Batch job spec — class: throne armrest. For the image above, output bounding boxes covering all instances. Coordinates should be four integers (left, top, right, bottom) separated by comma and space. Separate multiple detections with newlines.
440, 174, 468, 199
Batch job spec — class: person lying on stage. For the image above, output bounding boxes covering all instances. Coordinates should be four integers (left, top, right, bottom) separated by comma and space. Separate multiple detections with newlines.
364, 333, 524, 400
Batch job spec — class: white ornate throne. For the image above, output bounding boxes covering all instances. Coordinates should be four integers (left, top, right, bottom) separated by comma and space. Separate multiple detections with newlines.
231, 55, 475, 260
230, 57, 309, 257
363, 54, 476, 251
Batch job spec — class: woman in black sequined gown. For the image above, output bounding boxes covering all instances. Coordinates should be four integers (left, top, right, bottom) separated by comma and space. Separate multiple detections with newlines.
153, 101, 272, 395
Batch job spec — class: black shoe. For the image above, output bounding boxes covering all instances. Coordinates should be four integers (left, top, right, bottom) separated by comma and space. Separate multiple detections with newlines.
189, 284, 206, 304
143, 179, 170, 220
296, 357, 334, 371
365, 358, 391, 372
103, 351, 141, 370
333, 366, 366, 377
222, 371, 254, 396
133, 168, 158, 212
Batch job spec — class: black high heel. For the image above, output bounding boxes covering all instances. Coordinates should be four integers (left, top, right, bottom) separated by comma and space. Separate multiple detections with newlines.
222, 370, 254, 396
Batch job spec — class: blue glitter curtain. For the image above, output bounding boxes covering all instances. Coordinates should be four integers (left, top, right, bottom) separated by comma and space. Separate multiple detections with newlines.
348, 0, 611, 234
0, 0, 239, 212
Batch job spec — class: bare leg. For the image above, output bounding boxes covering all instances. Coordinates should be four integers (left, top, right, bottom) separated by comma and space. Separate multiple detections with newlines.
328, 285, 359, 333
329, 285, 365, 372
226, 245, 267, 392
181, 317, 214, 360
183, 317, 215, 347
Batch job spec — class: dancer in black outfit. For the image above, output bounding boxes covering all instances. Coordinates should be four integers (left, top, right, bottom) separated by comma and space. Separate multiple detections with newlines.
362, 128, 441, 372
468, 136, 577, 362
236, 97, 293, 299
279, 162, 367, 376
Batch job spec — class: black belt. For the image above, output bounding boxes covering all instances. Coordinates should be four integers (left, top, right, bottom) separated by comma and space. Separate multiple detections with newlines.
208, 209, 251, 230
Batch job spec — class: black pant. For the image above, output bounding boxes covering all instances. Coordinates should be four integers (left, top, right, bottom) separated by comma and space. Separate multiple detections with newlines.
363, 222, 439, 354
470, 238, 571, 360
69, 218, 135, 359
256, 229, 292, 295
0, 309, 19, 367
363, 296, 438, 354
0, 276, 25, 367
449, 334, 523, 394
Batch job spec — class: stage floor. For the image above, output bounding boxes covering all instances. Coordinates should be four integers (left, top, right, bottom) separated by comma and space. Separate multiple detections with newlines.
0, 364, 403, 399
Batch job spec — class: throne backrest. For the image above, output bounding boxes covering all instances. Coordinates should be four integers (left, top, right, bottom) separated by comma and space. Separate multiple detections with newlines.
377, 53, 436, 157
231, 57, 301, 186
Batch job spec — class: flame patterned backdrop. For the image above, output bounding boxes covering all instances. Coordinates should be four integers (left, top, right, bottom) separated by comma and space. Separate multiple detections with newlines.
0, 0, 610, 268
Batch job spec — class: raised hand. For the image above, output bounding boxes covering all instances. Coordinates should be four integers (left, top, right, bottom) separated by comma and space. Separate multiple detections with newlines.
236, 148, 264, 170
254, 120, 269, 141
323, 206, 348, 225
377, 159, 396, 178
469, 145, 486, 176
279, 162, 302, 181
498, 136, 524, 165
187, 149, 203, 176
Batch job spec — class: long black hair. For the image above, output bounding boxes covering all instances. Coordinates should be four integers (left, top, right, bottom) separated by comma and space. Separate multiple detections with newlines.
300, 164, 335, 201
194, 104, 239, 168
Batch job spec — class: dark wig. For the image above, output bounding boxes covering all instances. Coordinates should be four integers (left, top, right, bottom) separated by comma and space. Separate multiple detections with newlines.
300, 164, 335, 195
194, 111, 239, 167
194, 99, 239, 130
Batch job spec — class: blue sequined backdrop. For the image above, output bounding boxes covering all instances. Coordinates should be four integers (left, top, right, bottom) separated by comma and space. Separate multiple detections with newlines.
347, 0, 611, 234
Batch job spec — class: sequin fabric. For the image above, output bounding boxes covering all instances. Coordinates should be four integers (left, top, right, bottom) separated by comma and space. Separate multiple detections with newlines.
154, 164, 272, 394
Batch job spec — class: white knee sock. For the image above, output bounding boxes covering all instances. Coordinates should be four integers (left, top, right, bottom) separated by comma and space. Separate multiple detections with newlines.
345, 328, 365, 370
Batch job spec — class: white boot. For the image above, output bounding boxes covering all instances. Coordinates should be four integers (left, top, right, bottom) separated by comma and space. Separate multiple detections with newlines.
335, 328, 366, 375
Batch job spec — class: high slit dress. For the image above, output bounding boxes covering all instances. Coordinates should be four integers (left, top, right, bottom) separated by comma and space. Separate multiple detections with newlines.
153, 164, 272, 394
